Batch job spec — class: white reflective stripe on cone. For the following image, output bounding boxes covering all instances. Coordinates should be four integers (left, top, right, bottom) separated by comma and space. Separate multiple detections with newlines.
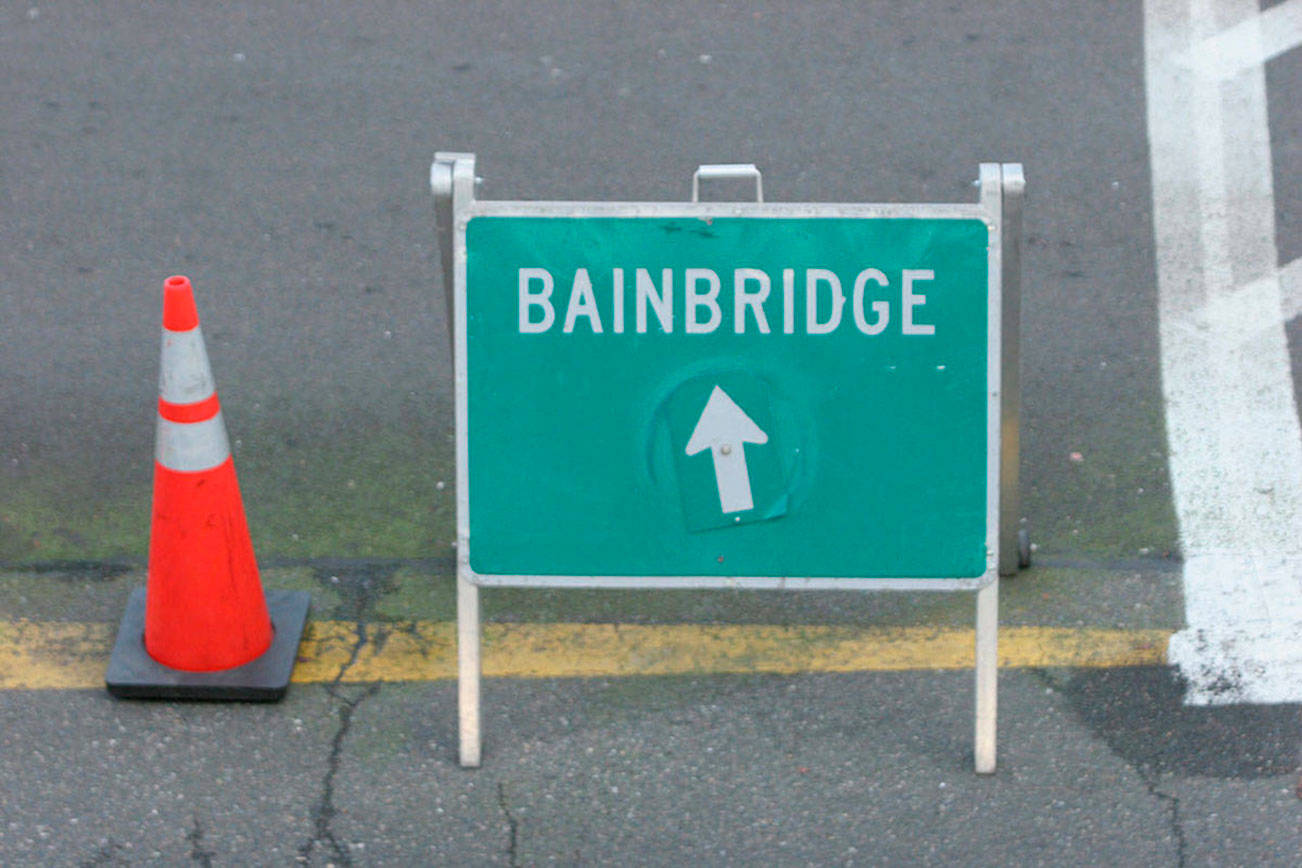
159, 326, 216, 405
155, 412, 231, 472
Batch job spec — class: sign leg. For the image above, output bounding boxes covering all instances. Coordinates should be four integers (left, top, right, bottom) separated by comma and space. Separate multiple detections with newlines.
998, 163, 1027, 576
974, 579, 998, 773
458, 573, 482, 768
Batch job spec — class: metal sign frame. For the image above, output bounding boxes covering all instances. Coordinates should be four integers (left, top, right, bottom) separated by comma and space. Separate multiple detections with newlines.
432, 153, 1025, 774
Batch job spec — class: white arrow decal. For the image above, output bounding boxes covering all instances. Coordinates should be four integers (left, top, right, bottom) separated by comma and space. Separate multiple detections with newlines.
684, 386, 769, 514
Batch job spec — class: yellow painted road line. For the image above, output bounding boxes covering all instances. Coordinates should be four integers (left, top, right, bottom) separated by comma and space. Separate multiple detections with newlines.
0, 621, 1171, 690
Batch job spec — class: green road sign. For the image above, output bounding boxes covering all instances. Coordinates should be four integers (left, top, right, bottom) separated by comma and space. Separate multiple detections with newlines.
460, 212, 996, 584
438, 155, 1018, 773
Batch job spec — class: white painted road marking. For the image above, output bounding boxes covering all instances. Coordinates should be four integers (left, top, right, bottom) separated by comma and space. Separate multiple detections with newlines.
1184, 0, 1302, 79
685, 386, 769, 514
1145, 0, 1302, 703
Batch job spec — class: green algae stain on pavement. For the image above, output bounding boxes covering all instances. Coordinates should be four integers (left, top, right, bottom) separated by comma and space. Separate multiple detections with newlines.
0, 474, 150, 564
0, 425, 454, 564
236, 425, 455, 560
1025, 403, 1179, 561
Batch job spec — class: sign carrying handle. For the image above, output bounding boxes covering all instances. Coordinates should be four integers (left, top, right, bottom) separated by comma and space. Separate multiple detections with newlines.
692, 163, 764, 203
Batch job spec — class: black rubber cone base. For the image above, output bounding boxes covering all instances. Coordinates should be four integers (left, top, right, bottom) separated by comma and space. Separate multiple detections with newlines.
106, 587, 310, 701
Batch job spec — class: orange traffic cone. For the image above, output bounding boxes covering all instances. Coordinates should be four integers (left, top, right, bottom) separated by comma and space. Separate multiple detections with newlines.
107, 275, 309, 700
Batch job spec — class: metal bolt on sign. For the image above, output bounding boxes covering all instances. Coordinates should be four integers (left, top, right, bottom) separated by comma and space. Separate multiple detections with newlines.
432, 153, 1027, 773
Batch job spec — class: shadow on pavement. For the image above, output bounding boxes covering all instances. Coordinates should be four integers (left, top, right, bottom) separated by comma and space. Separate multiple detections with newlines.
1060, 666, 1301, 779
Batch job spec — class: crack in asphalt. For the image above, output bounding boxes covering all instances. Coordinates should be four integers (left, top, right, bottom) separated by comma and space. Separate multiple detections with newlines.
1027, 668, 1189, 865
297, 622, 380, 867
365, 619, 434, 659
291, 562, 411, 865
1143, 774, 1187, 868
78, 840, 127, 867
496, 782, 521, 868
186, 814, 215, 867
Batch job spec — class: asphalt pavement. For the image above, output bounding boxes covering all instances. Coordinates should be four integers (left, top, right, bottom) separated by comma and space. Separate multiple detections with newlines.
1, 1, 1299, 864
